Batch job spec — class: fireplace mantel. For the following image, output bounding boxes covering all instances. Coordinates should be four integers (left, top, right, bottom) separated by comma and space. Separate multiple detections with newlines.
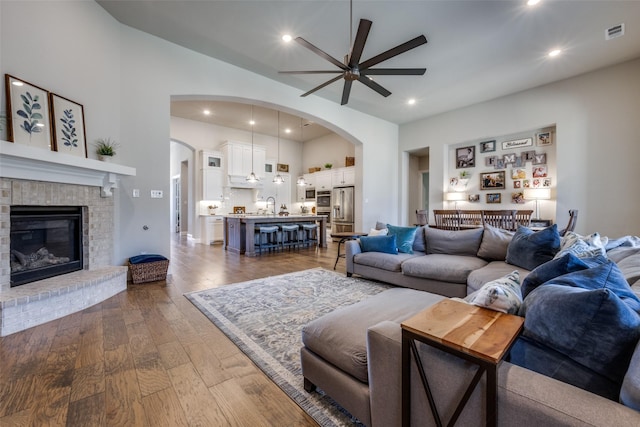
0, 140, 136, 196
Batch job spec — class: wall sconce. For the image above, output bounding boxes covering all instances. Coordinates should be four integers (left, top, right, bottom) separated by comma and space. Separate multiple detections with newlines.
523, 188, 551, 219
445, 192, 466, 209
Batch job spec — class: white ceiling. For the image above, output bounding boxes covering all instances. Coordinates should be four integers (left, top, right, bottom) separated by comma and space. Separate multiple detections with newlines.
98, 0, 640, 137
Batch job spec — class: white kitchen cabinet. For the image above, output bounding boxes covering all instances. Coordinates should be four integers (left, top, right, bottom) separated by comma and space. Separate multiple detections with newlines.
303, 173, 316, 188
275, 173, 291, 207
201, 215, 224, 244
199, 150, 224, 201
220, 141, 266, 178
331, 166, 355, 187
203, 169, 223, 200
296, 185, 306, 202
315, 170, 332, 190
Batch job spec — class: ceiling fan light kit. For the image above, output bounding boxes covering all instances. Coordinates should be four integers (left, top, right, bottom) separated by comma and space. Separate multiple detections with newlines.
280, 13, 428, 105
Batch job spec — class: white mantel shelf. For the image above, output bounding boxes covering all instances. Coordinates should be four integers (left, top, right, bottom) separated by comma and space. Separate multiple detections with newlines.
0, 140, 136, 197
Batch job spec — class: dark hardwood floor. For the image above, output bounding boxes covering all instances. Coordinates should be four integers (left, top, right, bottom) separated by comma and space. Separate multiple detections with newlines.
0, 233, 343, 426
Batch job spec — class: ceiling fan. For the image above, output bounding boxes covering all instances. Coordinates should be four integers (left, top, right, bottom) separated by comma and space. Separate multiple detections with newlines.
279, 3, 428, 105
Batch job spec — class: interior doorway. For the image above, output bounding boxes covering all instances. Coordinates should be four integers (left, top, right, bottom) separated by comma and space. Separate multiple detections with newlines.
173, 177, 180, 233
180, 161, 189, 235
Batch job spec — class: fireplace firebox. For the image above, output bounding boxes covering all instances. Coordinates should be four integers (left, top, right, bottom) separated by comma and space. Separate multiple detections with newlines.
10, 206, 84, 287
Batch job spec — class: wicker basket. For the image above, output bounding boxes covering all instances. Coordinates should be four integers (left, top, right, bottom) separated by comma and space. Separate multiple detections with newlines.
129, 257, 169, 284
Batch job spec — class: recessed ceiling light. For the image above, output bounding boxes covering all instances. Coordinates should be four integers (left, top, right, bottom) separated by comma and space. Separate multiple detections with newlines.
548, 49, 562, 57
285, 128, 291, 134
203, 109, 211, 115
526, 0, 541, 6
282, 34, 292, 43
249, 120, 255, 126
11, 81, 24, 86
407, 98, 416, 105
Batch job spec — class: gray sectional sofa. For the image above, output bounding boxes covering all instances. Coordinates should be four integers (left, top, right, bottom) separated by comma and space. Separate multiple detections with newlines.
301, 224, 640, 426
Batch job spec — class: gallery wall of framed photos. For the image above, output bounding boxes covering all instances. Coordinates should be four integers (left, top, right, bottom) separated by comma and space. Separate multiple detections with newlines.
447, 126, 557, 219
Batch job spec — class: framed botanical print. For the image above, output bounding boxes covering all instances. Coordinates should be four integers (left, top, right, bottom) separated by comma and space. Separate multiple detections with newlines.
50, 93, 87, 157
5, 74, 53, 149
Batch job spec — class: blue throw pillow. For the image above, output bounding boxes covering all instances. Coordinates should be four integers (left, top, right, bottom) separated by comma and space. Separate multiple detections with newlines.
549, 260, 640, 313
521, 284, 640, 385
359, 235, 398, 254
505, 224, 560, 271
386, 224, 418, 254
521, 253, 606, 299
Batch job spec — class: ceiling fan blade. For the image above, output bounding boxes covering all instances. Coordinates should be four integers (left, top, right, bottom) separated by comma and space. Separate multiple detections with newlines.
301, 74, 344, 97
361, 68, 426, 76
348, 19, 372, 68
358, 76, 392, 98
295, 37, 349, 71
341, 80, 353, 105
279, 70, 344, 74
359, 35, 427, 71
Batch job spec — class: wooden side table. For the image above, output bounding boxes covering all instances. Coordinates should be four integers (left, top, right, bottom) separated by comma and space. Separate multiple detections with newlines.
401, 299, 523, 427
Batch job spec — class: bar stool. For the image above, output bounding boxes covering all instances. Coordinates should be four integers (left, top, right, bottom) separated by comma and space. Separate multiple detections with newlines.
255, 225, 280, 254
280, 224, 301, 250
301, 223, 319, 248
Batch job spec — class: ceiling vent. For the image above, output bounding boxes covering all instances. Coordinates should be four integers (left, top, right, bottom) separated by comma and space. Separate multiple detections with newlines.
605, 23, 625, 40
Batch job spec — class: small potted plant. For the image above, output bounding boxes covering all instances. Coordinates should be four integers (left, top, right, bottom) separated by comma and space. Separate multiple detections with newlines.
324, 163, 333, 169
207, 204, 218, 215
94, 137, 120, 161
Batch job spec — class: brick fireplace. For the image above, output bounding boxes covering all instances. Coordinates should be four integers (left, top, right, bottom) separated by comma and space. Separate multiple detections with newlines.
0, 141, 136, 336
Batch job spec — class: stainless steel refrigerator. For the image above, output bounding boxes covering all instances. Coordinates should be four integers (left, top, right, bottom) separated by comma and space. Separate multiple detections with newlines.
332, 186, 354, 234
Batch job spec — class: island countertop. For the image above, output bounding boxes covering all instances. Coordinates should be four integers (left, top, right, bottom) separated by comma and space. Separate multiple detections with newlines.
223, 215, 327, 256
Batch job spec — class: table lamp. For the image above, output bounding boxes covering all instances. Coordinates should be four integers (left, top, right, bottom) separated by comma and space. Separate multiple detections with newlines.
445, 192, 465, 210
523, 188, 551, 219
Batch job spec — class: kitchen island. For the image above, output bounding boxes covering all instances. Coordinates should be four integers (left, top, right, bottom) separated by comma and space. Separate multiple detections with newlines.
223, 215, 327, 256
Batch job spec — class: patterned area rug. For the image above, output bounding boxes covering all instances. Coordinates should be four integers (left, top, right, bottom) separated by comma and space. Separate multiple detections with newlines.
184, 268, 392, 426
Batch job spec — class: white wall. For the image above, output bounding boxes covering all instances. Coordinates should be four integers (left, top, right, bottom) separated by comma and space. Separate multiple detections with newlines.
302, 133, 355, 171
1, 1, 399, 264
400, 58, 640, 237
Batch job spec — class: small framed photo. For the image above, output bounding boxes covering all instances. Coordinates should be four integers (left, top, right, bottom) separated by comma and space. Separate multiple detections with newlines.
533, 153, 547, 165
456, 145, 475, 168
480, 171, 506, 190
479, 140, 496, 153
514, 180, 522, 189
532, 165, 548, 178
501, 137, 533, 150
511, 168, 526, 179
50, 93, 87, 157
486, 193, 502, 204
277, 163, 289, 173
449, 177, 459, 187
543, 178, 552, 187
523, 179, 531, 188
512, 192, 525, 204
468, 194, 480, 202
522, 150, 536, 162
536, 131, 553, 146
532, 178, 542, 188
5, 74, 53, 149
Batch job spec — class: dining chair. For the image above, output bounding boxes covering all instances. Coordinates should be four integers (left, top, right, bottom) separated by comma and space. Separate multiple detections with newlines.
514, 210, 533, 228
433, 210, 460, 230
481, 210, 517, 231
458, 210, 483, 227
415, 209, 428, 226
560, 210, 579, 236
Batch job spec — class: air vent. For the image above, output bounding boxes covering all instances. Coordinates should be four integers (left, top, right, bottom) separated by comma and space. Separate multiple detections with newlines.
605, 23, 625, 40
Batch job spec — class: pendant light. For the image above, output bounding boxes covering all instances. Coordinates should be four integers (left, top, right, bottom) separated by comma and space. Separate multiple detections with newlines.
246, 105, 259, 183
273, 110, 284, 184
296, 116, 307, 186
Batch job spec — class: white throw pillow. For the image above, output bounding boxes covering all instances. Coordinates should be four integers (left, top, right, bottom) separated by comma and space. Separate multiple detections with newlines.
555, 231, 607, 260
369, 228, 388, 236
463, 271, 522, 314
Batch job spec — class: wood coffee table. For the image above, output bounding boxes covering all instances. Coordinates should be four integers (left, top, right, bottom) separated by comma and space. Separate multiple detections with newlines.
401, 299, 524, 426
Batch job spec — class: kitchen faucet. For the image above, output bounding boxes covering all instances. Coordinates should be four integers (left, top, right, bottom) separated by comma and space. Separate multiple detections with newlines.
266, 196, 276, 216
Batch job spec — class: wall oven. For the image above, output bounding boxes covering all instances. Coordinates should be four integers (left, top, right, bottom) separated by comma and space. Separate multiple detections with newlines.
316, 190, 332, 225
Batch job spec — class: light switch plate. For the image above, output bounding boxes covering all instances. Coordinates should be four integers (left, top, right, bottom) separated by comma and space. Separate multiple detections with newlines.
133, 189, 140, 198
150, 190, 163, 198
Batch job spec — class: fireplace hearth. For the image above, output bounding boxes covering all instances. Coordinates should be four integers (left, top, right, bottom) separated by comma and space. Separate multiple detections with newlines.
10, 206, 83, 287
